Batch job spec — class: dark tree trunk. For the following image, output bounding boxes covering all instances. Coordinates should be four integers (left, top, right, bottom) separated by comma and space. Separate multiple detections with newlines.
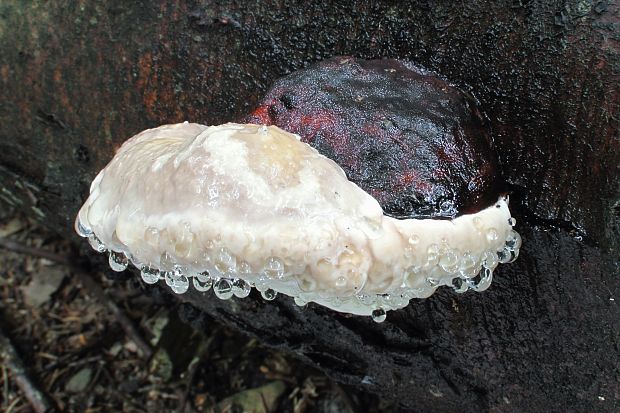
0, 1, 618, 412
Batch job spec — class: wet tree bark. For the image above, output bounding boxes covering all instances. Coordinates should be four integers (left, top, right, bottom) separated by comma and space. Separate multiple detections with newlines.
0, 1, 618, 412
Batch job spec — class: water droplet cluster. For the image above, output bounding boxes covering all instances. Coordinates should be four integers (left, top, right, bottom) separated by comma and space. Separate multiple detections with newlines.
75, 210, 521, 323
73, 124, 522, 324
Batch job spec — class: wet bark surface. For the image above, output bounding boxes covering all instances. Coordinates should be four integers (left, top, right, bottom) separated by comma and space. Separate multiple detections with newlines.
1, 1, 618, 412
173, 226, 619, 413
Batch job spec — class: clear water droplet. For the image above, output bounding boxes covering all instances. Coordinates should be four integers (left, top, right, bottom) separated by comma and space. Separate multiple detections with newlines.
507, 249, 519, 263
335, 276, 347, 288
460, 251, 477, 269
408, 234, 420, 245
486, 228, 499, 243
237, 261, 252, 275
88, 234, 106, 252
371, 308, 387, 323
164, 271, 175, 287
356, 293, 376, 306
458, 252, 479, 278
466, 273, 482, 290
75, 218, 92, 237
159, 251, 175, 271
508, 217, 516, 226
452, 277, 468, 293
383, 293, 407, 309
505, 230, 522, 251
427, 244, 439, 266
232, 278, 251, 298
469, 268, 493, 292
482, 250, 498, 270
192, 274, 213, 292
214, 278, 233, 300
377, 293, 392, 307
109, 251, 128, 272
294, 296, 307, 306
196, 271, 210, 283
170, 274, 189, 294
254, 275, 269, 292
460, 265, 480, 279
140, 266, 160, 284
261, 288, 277, 301
426, 277, 439, 287
497, 248, 512, 264
263, 256, 284, 279
403, 266, 422, 288
214, 248, 236, 274
439, 249, 459, 273
482, 267, 493, 286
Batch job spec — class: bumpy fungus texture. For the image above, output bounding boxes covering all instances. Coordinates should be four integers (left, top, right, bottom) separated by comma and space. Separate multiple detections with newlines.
245, 56, 500, 219
75, 123, 521, 321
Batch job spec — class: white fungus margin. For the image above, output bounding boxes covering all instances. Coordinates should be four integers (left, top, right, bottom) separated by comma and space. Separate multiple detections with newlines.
75, 122, 521, 322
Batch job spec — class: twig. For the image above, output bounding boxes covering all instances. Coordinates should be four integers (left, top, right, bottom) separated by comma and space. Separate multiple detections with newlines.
178, 335, 215, 413
79, 273, 154, 359
0, 324, 58, 413
0, 237, 154, 359
0, 238, 71, 265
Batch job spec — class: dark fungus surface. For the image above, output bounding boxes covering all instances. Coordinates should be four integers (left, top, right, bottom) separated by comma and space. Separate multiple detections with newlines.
245, 57, 501, 219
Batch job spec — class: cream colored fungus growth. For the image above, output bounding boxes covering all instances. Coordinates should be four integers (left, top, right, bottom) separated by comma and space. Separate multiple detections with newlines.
75, 123, 521, 321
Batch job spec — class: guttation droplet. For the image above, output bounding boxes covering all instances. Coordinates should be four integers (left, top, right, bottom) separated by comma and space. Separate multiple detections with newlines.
263, 257, 284, 279
193, 272, 213, 292
164, 271, 175, 287
214, 248, 236, 274
88, 234, 106, 253
497, 248, 512, 264
451, 277, 468, 294
76, 219, 92, 237
261, 288, 277, 301
486, 228, 499, 243
109, 251, 128, 272
482, 250, 498, 270
426, 277, 439, 287
232, 279, 251, 298
371, 308, 387, 323
214, 278, 234, 300
140, 266, 160, 284
467, 268, 493, 292
505, 230, 522, 250
170, 274, 189, 294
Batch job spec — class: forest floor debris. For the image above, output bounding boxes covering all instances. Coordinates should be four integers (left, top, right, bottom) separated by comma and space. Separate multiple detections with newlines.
0, 209, 397, 413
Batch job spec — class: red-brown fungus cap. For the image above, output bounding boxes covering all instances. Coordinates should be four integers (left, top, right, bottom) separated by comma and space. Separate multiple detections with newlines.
245, 57, 501, 219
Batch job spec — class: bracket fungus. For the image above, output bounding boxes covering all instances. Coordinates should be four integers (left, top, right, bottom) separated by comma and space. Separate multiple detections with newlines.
75, 122, 521, 322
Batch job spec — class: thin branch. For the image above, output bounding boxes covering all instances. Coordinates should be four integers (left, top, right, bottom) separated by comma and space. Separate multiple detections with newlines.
0, 324, 58, 413
78, 271, 154, 359
0, 238, 70, 265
